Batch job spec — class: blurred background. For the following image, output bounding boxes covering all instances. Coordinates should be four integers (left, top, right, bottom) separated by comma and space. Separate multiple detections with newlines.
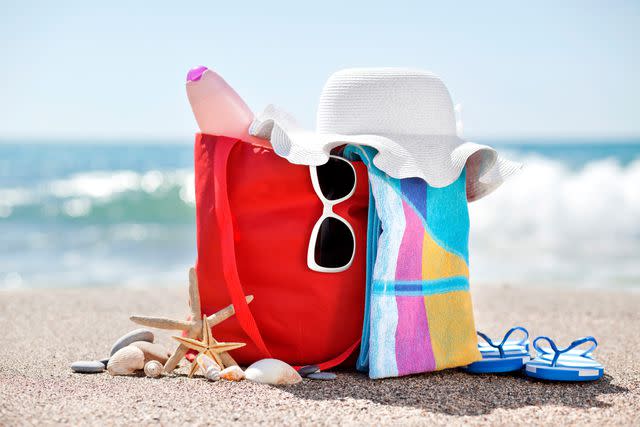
1, 1, 638, 289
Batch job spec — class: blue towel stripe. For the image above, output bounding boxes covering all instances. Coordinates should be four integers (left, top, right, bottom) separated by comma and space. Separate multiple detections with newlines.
372, 276, 469, 296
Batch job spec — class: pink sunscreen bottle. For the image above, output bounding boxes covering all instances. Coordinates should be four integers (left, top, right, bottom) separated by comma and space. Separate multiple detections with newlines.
186, 66, 270, 147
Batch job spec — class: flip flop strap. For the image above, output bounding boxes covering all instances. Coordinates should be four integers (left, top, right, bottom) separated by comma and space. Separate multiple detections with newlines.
533, 336, 598, 367
477, 326, 529, 358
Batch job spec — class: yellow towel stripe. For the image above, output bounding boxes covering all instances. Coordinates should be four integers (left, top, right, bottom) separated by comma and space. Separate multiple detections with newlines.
422, 231, 469, 280
423, 291, 482, 370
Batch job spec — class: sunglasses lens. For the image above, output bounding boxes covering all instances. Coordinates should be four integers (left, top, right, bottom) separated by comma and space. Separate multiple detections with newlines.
316, 157, 355, 200
314, 217, 354, 269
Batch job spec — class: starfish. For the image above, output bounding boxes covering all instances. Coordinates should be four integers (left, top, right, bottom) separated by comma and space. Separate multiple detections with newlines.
173, 315, 245, 377
130, 267, 253, 372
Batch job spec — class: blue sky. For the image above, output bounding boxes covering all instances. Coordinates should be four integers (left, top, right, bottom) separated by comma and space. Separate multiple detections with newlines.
1, 1, 638, 140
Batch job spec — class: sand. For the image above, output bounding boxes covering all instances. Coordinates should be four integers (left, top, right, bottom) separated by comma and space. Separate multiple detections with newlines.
0, 285, 638, 426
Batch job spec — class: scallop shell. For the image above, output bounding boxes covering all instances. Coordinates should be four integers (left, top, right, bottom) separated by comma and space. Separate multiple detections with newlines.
107, 346, 145, 376
144, 360, 163, 378
219, 365, 245, 381
244, 358, 302, 385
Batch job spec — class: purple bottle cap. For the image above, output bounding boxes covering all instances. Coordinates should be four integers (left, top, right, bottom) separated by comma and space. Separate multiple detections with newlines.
186, 66, 208, 82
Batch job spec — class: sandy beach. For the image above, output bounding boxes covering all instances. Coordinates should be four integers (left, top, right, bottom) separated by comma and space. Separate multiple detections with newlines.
0, 285, 638, 426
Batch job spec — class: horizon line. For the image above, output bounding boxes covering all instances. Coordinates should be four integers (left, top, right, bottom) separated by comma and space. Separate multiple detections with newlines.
1, 135, 640, 145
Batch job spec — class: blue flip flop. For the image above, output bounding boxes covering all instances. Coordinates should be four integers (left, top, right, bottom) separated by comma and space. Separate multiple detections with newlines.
525, 336, 604, 381
464, 327, 531, 373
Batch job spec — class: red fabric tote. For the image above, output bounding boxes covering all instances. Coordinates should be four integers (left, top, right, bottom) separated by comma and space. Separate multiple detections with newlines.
194, 133, 369, 370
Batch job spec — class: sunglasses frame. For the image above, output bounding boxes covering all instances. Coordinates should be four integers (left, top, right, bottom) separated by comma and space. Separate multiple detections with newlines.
307, 155, 357, 273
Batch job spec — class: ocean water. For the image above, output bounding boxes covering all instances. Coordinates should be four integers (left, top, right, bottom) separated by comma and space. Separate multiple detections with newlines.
1, 140, 639, 289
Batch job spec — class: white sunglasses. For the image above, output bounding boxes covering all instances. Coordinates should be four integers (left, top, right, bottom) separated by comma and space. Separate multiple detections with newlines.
307, 155, 357, 273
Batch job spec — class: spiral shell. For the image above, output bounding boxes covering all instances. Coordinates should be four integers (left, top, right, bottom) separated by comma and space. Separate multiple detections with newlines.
144, 360, 163, 378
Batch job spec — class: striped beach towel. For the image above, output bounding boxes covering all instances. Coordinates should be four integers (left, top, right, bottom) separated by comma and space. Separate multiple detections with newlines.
345, 145, 481, 379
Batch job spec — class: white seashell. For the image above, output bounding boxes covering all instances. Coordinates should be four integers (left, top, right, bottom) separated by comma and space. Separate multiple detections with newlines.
205, 366, 221, 381
196, 354, 221, 375
107, 346, 145, 376
219, 365, 245, 381
244, 358, 302, 385
144, 360, 163, 378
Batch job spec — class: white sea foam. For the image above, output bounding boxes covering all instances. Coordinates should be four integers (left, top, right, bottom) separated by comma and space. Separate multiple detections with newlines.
0, 169, 196, 219
46, 169, 195, 202
469, 156, 640, 287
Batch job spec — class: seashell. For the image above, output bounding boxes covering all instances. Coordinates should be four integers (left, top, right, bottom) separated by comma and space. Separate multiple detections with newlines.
196, 354, 221, 375
107, 346, 145, 376
218, 365, 245, 381
245, 358, 302, 385
144, 360, 163, 378
70, 360, 105, 373
110, 328, 154, 356
205, 366, 221, 381
130, 341, 172, 364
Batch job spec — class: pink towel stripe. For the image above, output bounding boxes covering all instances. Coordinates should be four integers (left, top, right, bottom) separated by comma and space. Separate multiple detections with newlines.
394, 296, 436, 375
395, 200, 424, 281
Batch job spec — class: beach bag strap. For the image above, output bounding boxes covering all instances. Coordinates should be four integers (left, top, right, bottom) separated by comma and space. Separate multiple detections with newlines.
214, 137, 360, 370
214, 137, 272, 358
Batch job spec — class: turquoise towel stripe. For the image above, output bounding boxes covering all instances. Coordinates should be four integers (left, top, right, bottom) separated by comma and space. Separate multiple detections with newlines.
372, 276, 470, 296
426, 169, 470, 263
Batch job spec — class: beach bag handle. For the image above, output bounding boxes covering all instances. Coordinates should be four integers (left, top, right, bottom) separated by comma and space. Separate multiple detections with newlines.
213, 137, 360, 370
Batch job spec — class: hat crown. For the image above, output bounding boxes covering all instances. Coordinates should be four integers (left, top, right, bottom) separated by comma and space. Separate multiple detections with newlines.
316, 68, 456, 137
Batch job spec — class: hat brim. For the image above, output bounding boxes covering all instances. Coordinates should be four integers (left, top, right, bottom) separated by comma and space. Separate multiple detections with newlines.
249, 105, 521, 202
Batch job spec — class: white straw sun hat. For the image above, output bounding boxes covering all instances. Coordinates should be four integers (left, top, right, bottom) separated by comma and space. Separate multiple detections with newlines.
249, 68, 521, 201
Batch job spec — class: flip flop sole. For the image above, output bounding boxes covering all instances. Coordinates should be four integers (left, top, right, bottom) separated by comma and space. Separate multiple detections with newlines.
525, 362, 604, 381
463, 355, 530, 374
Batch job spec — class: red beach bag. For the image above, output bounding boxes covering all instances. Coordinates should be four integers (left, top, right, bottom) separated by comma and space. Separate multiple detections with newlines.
194, 134, 369, 369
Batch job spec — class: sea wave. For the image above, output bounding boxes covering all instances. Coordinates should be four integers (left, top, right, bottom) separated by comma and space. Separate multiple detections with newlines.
0, 169, 196, 223
3, 156, 637, 234
469, 155, 640, 287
